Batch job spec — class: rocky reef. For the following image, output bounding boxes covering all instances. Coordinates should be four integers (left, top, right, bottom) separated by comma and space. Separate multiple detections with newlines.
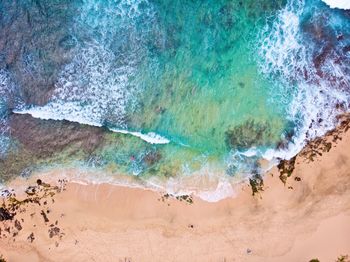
0, 114, 106, 182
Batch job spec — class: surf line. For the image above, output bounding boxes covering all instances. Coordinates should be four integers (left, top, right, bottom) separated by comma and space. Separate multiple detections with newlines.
108, 128, 170, 144
13, 109, 170, 145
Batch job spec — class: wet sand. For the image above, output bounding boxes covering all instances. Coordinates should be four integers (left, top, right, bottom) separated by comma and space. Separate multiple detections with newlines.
0, 130, 350, 261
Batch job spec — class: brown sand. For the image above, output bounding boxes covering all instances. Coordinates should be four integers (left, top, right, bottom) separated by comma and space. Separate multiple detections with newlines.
0, 132, 350, 261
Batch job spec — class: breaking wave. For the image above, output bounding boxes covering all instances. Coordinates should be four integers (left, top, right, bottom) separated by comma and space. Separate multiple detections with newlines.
20, 0, 156, 128
258, 0, 350, 161
14, 108, 170, 145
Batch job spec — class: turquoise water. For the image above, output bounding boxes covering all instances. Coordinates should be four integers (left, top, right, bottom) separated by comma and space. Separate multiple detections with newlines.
130, 0, 291, 152
0, 0, 350, 190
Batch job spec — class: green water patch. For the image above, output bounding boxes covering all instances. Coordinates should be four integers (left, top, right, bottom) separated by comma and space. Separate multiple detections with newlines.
98, 131, 219, 178
87, 0, 295, 178
126, 0, 292, 157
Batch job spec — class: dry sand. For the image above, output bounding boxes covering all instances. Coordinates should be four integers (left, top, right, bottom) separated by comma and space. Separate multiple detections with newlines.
0, 132, 350, 261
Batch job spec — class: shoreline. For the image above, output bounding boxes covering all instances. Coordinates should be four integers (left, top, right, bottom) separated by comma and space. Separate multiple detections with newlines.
0, 116, 350, 261
2, 112, 349, 203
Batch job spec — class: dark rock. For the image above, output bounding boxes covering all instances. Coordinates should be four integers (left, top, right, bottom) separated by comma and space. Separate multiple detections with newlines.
249, 174, 264, 196
0, 254, 7, 262
25, 186, 37, 196
14, 219, 22, 231
0, 207, 13, 221
276, 128, 295, 150
277, 156, 296, 184
8, 114, 105, 157
48, 227, 60, 238
27, 232, 35, 243
0, 114, 106, 180
40, 210, 49, 223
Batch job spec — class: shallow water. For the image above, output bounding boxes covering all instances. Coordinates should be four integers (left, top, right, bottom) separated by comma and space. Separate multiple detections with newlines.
0, 0, 350, 197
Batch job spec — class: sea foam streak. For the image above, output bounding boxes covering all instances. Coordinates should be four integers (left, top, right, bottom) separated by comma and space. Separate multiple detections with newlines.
14, 107, 170, 145
109, 128, 170, 144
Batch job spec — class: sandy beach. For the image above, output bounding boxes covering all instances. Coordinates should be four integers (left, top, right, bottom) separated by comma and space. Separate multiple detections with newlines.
0, 125, 350, 262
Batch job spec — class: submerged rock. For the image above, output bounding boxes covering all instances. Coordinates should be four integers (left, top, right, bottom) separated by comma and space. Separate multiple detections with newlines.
225, 120, 276, 150
0, 114, 107, 181
143, 151, 162, 166
8, 114, 105, 158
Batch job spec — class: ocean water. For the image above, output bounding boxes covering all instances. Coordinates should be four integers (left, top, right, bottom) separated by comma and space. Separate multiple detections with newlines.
0, 0, 349, 199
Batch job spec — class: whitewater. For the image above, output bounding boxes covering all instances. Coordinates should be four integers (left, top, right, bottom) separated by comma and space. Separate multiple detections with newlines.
321, 0, 350, 9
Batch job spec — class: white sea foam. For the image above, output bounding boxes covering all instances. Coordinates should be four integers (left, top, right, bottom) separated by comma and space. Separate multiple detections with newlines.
196, 180, 235, 202
321, 0, 350, 9
51, 44, 135, 127
14, 103, 104, 127
110, 128, 170, 144
142, 163, 243, 202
